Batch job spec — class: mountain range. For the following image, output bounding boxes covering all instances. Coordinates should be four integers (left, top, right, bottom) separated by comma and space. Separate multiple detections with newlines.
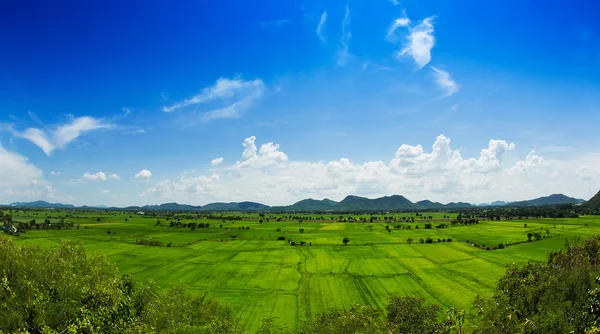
3, 192, 591, 212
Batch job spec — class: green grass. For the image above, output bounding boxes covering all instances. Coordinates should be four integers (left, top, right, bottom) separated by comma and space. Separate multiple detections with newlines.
3, 209, 600, 332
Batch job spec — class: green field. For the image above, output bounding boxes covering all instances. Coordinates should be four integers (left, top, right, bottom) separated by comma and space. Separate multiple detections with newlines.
3, 209, 599, 332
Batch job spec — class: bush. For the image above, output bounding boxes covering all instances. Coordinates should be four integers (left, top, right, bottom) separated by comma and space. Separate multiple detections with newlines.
425, 238, 434, 244
277, 236, 286, 240
0, 239, 234, 333
474, 235, 600, 333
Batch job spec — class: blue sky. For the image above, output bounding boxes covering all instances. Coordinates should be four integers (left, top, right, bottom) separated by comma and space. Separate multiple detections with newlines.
1, 0, 599, 206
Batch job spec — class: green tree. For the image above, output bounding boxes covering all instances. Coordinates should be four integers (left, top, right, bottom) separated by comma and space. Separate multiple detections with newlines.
386, 296, 443, 333
473, 235, 600, 334
342, 237, 350, 245
0, 239, 234, 333
299, 305, 383, 334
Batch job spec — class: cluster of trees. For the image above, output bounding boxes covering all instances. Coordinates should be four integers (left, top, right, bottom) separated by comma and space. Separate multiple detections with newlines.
167, 221, 211, 230
413, 237, 453, 244
471, 235, 600, 333
0, 239, 234, 333
136, 239, 163, 246
261, 296, 465, 334
1, 213, 76, 234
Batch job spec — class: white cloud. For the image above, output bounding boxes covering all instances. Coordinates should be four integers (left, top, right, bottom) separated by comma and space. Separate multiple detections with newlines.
390, 0, 400, 5
109, 173, 120, 180
135, 169, 152, 181
141, 135, 600, 206
386, 17, 410, 41
4, 185, 56, 200
505, 150, 545, 175
389, 15, 436, 69
49, 171, 61, 176
576, 165, 594, 181
83, 171, 107, 181
122, 107, 132, 116
0, 144, 44, 188
317, 11, 327, 42
100, 189, 110, 194
431, 66, 459, 97
162, 78, 265, 122
12, 116, 111, 156
235, 136, 288, 168
211, 157, 224, 166
336, 6, 352, 66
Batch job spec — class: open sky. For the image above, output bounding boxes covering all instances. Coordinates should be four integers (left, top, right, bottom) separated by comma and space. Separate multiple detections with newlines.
1, 0, 599, 206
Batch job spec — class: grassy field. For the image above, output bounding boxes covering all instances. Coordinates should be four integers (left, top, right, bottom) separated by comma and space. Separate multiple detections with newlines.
3, 209, 599, 332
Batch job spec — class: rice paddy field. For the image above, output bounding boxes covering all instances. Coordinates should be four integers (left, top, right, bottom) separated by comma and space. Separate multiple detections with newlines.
3, 209, 600, 332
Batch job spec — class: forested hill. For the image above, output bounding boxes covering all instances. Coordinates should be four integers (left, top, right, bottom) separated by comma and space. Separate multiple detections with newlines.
7, 192, 588, 211
585, 190, 600, 209
509, 194, 585, 207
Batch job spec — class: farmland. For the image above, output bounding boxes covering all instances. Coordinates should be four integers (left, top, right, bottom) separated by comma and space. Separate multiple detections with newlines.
2, 209, 600, 332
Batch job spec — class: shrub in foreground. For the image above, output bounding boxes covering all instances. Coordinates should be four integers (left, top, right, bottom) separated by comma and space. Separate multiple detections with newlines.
0, 239, 234, 333
473, 235, 600, 333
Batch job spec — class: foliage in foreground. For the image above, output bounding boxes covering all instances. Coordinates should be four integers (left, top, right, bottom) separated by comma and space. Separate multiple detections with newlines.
473, 235, 600, 333
0, 239, 234, 333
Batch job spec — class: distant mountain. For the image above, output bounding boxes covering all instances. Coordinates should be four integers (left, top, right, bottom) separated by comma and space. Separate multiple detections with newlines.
283, 198, 339, 211
415, 200, 445, 209
444, 202, 475, 209
148, 203, 202, 211
122, 203, 201, 211
8, 193, 589, 212
10, 201, 75, 209
334, 195, 421, 211
201, 201, 269, 211
509, 194, 585, 207
584, 190, 600, 209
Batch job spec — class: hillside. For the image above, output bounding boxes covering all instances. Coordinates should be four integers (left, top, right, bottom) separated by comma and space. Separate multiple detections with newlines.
10, 201, 75, 209
415, 200, 445, 209
509, 193, 585, 207
445, 202, 475, 209
585, 190, 600, 209
283, 198, 339, 211
334, 195, 421, 211
201, 201, 269, 211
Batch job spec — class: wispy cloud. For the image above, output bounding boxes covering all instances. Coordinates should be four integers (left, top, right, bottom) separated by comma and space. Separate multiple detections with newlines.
109, 173, 120, 180
400, 17, 435, 68
431, 66, 459, 97
388, 14, 436, 69
261, 19, 291, 28
163, 77, 265, 122
12, 116, 112, 156
336, 6, 352, 66
316, 11, 327, 42
28, 111, 44, 127
386, 16, 410, 42
390, 0, 400, 5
